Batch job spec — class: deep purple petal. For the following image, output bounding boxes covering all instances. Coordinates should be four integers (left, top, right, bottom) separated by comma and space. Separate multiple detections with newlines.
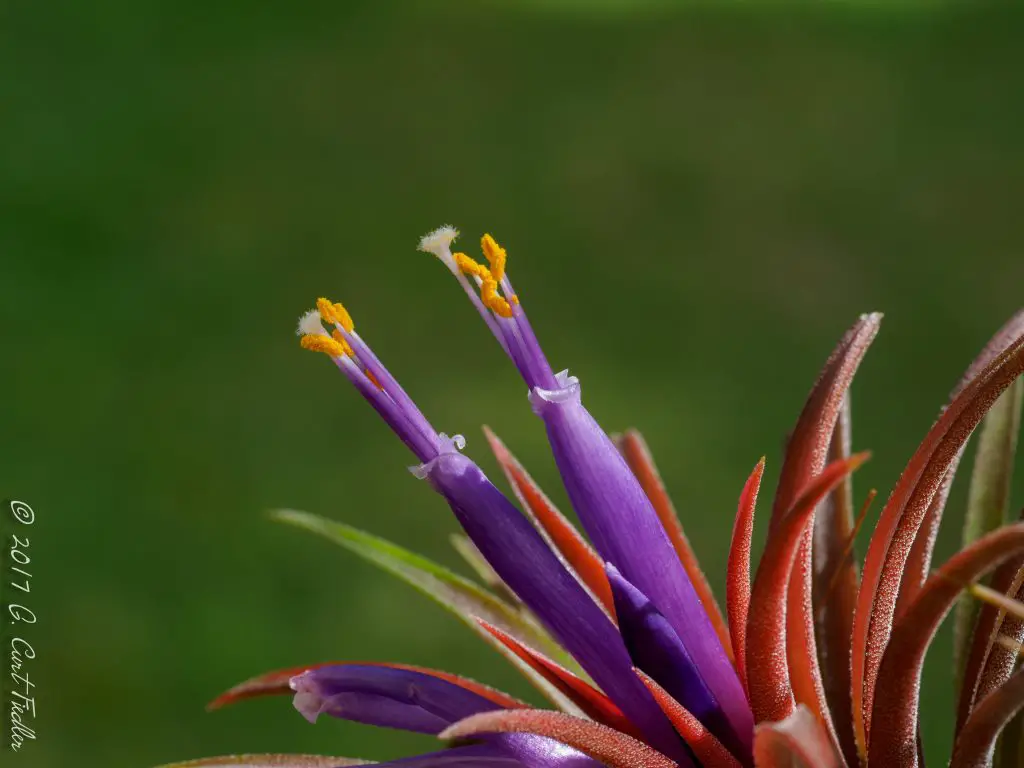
532, 383, 753, 744
423, 451, 691, 765
606, 564, 752, 762
291, 665, 505, 734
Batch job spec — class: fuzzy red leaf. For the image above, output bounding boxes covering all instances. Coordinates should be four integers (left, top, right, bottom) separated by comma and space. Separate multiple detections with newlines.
952, 668, 1024, 768
727, 457, 765, 694
746, 453, 870, 725
853, 329, 1024, 755
869, 523, 1024, 767
616, 429, 733, 661
636, 669, 745, 768
772, 314, 880, 755
475, 618, 640, 739
440, 709, 676, 768
484, 426, 615, 616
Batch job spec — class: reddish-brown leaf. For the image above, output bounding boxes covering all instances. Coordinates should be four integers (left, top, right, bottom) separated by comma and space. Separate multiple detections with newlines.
636, 669, 745, 768
973, 566, 1024, 723
869, 523, 1024, 768
484, 426, 615, 616
853, 328, 1024, 756
616, 429, 732, 661
897, 310, 1024, 614
951, 668, 1024, 768
727, 458, 765, 694
207, 661, 527, 712
752, 705, 842, 768
772, 314, 880, 756
746, 453, 870, 725
440, 709, 676, 768
475, 618, 640, 739
956, 539, 1024, 734
810, 397, 860, 768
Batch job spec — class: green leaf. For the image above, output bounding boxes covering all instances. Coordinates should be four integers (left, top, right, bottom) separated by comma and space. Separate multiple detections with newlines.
272, 509, 583, 712
955, 378, 1024, 690
155, 756, 370, 768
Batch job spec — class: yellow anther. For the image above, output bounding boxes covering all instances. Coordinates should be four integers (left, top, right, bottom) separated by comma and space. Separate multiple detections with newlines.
317, 297, 355, 333
480, 234, 507, 283
331, 329, 355, 357
300, 333, 350, 358
454, 252, 514, 319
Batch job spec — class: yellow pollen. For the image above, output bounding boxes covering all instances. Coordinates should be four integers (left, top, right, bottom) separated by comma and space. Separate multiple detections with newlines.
317, 297, 355, 333
454, 251, 513, 319
300, 333, 350, 358
480, 234, 507, 284
331, 329, 355, 357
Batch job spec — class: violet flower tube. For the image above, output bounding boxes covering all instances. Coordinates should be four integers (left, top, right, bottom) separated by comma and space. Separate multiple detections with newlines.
421, 226, 753, 747
296, 301, 688, 764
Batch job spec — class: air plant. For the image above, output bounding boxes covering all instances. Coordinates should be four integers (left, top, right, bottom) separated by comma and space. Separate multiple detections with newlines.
162, 227, 1024, 768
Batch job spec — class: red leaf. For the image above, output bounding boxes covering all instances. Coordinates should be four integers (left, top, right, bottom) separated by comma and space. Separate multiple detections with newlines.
853, 327, 1024, 755
869, 523, 1024, 767
771, 314, 880, 755
952, 668, 1024, 768
636, 669, 745, 768
727, 458, 765, 694
207, 661, 527, 712
484, 426, 615, 616
810, 397, 861, 768
746, 453, 870, 725
752, 705, 842, 768
897, 310, 1024, 612
956, 540, 1024, 734
440, 709, 676, 768
475, 618, 640, 739
616, 429, 733, 662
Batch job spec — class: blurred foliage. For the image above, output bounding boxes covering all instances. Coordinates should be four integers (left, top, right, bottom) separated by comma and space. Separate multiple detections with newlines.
2, 1, 1023, 765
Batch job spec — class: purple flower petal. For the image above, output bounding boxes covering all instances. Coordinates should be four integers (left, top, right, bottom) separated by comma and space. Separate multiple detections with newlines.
533, 377, 753, 745
290, 664, 505, 734
606, 564, 752, 762
379, 737, 599, 768
423, 451, 691, 765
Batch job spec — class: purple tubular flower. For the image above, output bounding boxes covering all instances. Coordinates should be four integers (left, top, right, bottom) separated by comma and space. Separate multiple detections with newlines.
290, 664, 506, 732
422, 228, 753, 742
606, 564, 752, 763
296, 302, 689, 764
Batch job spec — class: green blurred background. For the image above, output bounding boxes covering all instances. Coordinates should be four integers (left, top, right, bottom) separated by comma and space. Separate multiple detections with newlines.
3, 1, 1024, 765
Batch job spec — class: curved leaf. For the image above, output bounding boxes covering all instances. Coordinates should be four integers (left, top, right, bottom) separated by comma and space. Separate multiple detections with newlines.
853, 326, 1024, 755
636, 670, 745, 768
771, 313, 880, 757
155, 757, 369, 768
746, 453, 869, 725
952, 668, 1024, 768
475, 619, 638, 738
810, 397, 860, 767
869, 523, 1024, 767
955, 378, 1024, 687
440, 710, 676, 768
727, 458, 765, 695
273, 509, 562, 658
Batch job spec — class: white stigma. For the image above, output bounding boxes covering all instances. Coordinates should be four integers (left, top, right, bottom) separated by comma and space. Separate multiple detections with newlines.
418, 225, 460, 272
297, 309, 327, 337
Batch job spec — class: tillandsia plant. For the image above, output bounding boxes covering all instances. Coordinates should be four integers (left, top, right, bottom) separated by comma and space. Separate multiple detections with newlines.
162, 227, 1024, 768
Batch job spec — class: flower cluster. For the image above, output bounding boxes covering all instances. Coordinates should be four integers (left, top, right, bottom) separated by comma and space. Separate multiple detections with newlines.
163, 228, 1024, 768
